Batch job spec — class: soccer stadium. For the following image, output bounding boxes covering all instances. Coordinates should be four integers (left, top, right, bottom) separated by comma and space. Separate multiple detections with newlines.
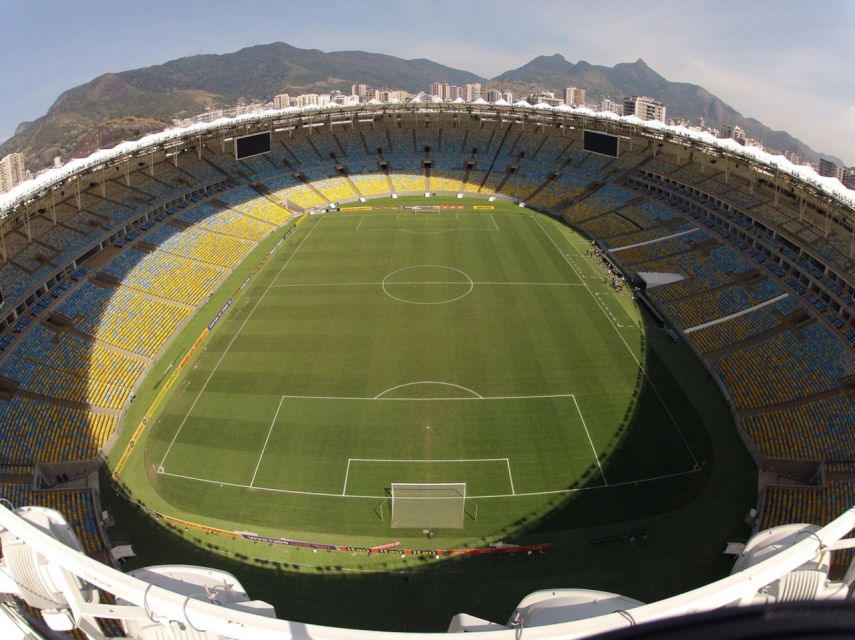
0, 101, 854, 638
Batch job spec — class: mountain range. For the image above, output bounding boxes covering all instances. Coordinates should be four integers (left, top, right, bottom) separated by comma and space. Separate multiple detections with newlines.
0, 41, 842, 171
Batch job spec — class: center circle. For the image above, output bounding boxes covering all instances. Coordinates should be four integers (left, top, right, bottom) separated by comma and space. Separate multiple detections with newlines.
381, 265, 474, 305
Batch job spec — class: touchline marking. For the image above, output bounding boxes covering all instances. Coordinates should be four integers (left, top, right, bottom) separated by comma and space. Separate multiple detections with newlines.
158, 467, 702, 500
356, 214, 365, 232
572, 395, 607, 486
249, 396, 285, 487
158, 216, 324, 469
531, 214, 700, 469
594, 292, 627, 328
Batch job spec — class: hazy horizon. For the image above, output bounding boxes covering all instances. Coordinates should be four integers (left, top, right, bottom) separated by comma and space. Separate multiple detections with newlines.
2, 0, 853, 165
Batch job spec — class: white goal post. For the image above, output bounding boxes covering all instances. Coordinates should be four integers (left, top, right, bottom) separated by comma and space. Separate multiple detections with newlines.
409, 205, 441, 213
390, 482, 466, 529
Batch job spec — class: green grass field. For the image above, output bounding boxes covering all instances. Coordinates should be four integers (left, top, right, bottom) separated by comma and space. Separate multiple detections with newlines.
109, 198, 757, 628
128, 199, 701, 541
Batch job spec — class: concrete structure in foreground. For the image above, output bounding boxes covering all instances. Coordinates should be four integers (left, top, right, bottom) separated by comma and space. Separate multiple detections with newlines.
1, 502, 853, 639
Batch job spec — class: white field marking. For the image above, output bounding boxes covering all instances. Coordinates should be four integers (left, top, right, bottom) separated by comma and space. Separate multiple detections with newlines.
505, 458, 516, 495
343, 457, 514, 497
399, 228, 454, 235
572, 395, 607, 486
271, 282, 380, 288
355, 214, 365, 232
270, 281, 583, 289
684, 293, 789, 334
374, 380, 483, 399
395, 212, 450, 221
472, 281, 583, 286
158, 466, 702, 500
489, 213, 499, 231
607, 227, 699, 253
381, 265, 474, 305
594, 292, 628, 328
349, 457, 513, 462
158, 216, 324, 469
532, 215, 700, 469
341, 458, 352, 496
277, 392, 577, 401
249, 396, 285, 487
324, 209, 530, 219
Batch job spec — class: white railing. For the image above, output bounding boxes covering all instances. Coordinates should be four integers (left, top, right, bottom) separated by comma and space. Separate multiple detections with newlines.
1, 503, 854, 639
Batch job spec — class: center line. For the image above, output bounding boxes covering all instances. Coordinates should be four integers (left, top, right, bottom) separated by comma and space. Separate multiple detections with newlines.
270, 281, 584, 288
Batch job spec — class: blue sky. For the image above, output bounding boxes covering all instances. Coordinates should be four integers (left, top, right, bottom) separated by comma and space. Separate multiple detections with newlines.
1, 0, 853, 164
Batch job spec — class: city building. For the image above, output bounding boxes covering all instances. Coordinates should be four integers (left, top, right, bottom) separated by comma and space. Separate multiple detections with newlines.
819, 158, 846, 183
528, 91, 561, 107
273, 93, 291, 109
564, 87, 586, 106
465, 83, 481, 102
719, 124, 747, 144
486, 89, 501, 103
623, 96, 667, 122
431, 82, 450, 100
783, 150, 804, 165
388, 90, 411, 103
600, 99, 623, 115
296, 93, 320, 108
351, 83, 368, 99
502, 90, 513, 103
0, 153, 29, 193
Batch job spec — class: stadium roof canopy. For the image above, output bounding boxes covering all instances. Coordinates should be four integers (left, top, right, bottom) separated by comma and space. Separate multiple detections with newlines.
1, 101, 853, 217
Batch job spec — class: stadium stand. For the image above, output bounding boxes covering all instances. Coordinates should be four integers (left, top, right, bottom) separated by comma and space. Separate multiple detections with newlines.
57, 283, 189, 357
0, 111, 852, 574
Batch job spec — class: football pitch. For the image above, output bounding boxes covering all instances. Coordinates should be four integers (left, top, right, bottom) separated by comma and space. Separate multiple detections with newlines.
134, 199, 704, 540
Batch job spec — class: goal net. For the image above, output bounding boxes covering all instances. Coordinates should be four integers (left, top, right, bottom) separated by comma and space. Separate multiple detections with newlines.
390, 482, 466, 529
411, 205, 440, 213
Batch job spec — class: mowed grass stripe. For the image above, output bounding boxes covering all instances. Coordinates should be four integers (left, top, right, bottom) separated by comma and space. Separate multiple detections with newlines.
146, 200, 696, 536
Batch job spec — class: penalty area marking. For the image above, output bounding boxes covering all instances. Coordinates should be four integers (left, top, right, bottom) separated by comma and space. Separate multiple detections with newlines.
342, 457, 515, 497
275, 392, 579, 402
249, 396, 285, 487
374, 381, 483, 399
399, 228, 454, 235
158, 391, 614, 497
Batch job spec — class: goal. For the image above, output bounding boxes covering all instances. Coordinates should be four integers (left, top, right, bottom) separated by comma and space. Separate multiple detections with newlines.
410, 205, 440, 213
390, 482, 466, 529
